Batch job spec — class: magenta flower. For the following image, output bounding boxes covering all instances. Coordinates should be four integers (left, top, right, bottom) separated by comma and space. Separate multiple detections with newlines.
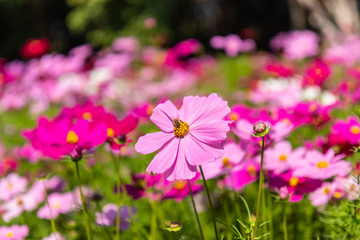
221, 159, 260, 191
269, 171, 322, 202
292, 149, 351, 179
24, 117, 107, 160
164, 176, 203, 202
331, 116, 360, 145
0, 225, 29, 240
135, 93, 231, 181
37, 192, 75, 219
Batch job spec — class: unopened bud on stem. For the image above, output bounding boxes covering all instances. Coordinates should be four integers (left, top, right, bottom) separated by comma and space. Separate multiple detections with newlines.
253, 122, 266, 133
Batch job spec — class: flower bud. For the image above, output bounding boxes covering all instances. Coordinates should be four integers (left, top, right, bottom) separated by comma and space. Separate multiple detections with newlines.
253, 122, 266, 133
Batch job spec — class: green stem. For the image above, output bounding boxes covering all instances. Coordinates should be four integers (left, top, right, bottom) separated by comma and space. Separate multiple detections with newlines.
114, 155, 121, 240
199, 165, 219, 240
187, 180, 205, 240
252, 136, 265, 240
150, 201, 157, 240
74, 161, 92, 240
282, 203, 288, 240
43, 180, 57, 240
223, 191, 232, 240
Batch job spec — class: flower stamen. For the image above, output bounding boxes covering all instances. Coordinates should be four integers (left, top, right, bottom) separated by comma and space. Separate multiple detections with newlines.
173, 118, 189, 138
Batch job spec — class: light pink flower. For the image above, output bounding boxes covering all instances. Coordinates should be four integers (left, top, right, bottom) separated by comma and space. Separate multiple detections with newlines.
263, 141, 305, 174
37, 192, 75, 219
135, 93, 231, 181
293, 149, 351, 179
0, 173, 28, 201
201, 142, 246, 179
0, 225, 29, 240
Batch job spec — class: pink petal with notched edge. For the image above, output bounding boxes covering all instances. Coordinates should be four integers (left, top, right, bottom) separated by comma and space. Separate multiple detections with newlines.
150, 100, 179, 132
146, 138, 179, 174
135, 132, 175, 154
179, 95, 207, 125
190, 121, 229, 143
165, 140, 197, 181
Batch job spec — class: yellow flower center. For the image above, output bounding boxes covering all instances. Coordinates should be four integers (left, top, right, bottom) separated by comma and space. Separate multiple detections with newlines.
66, 130, 79, 144
174, 181, 185, 190
222, 157, 232, 168
173, 118, 189, 138
82, 112, 92, 121
107, 128, 115, 138
323, 187, 330, 194
350, 126, 360, 134
316, 161, 328, 168
247, 165, 256, 177
281, 118, 291, 125
333, 191, 342, 199
229, 112, 239, 121
7, 183, 12, 189
289, 177, 299, 187
54, 203, 61, 209
309, 103, 317, 112
6, 231, 14, 237
146, 105, 154, 116
315, 68, 322, 77
279, 154, 287, 161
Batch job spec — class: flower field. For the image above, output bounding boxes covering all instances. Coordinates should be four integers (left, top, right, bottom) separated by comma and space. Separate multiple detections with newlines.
0, 31, 360, 240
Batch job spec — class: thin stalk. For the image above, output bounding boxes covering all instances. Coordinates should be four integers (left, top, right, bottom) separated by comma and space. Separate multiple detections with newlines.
150, 201, 157, 240
187, 180, 205, 240
113, 154, 121, 240
199, 165, 219, 240
282, 203, 288, 240
252, 136, 265, 240
43, 180, 57, 240
74, 161, 92, 240
223, 191, 232, 240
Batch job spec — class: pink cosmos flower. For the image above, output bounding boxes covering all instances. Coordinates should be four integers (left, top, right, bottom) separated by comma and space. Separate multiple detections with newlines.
0, 173, 28, 201
24, 117, 107, 160
0, 225, 29, 240
331, 116, 360, 145
264, 62, 294, 77
262, 141, 305, 174
308, 182, 333, 206
135, 93, 231, 181
201, 142, 246, 179
292, 149, 351, 179
210, 34, 255, 57
270, 30, 319, 60
303, 59, 331, 86
221, 159, 260, 191
37, 192, 75, 219
163, 176, 203, 202
269, 171, 322, 202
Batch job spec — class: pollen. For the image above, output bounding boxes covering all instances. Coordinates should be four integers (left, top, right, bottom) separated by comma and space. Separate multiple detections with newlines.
333, 191, 342, 199
82, 112, 92, 121
54, 202, 61, 209
174, 181, 185, 190
229, 112, 239, 121
66, 130, 79, 144
289, 177, 299, 187
173, 119, 189, 138
350, 126, 360, 134
6, 231, 14, 237
279, 154, 287, 161
309, 103, 317, 112
107, 128, 115, 138
222, 157, 232, 168
316, 161, 328, 168
247, 165, 256, 177
323, 187, 330, 194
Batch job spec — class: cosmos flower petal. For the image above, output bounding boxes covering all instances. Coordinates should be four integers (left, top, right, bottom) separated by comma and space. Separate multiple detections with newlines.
146, 138, 179, 174
135, 132, 175, 154
190, 121, 229, 143
164, 140, 197, 181
185, 133, 224, 165
150, 100, 179, 132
